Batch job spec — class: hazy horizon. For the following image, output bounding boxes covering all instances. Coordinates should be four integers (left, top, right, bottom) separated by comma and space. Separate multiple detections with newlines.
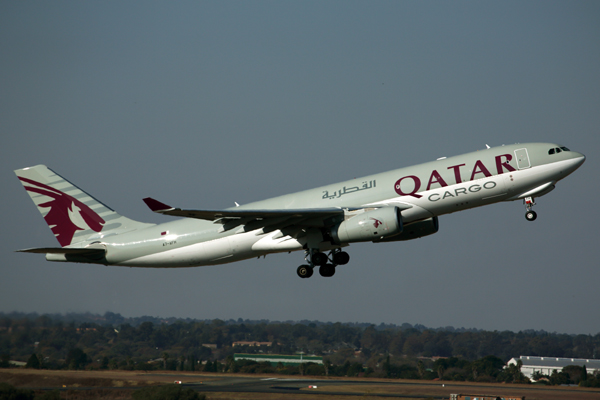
0, 310, 579, 335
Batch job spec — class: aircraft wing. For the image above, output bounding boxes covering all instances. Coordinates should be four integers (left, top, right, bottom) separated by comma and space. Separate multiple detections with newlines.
143, 197, 351, 222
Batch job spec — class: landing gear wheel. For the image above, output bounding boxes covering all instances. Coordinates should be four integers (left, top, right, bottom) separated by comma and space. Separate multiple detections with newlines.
523, 197, 537, 222
311, 252, 328, 266
297, 265, 313, 278
319, 264, 336, 277
525, 210, 537, 221
332, 251, 350, 265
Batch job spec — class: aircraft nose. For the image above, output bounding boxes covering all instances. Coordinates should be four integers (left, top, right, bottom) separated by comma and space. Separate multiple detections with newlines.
573, 152, 586, 167
564, 151, 586, 176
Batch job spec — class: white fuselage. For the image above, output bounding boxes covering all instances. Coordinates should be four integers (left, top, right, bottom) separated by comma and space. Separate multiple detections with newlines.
88, 144, 584, 268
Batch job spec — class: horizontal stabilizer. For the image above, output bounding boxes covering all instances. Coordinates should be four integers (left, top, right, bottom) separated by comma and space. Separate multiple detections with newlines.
17, 247, 106, 256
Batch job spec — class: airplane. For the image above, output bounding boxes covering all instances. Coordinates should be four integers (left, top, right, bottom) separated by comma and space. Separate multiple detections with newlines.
15, 142, 585, 279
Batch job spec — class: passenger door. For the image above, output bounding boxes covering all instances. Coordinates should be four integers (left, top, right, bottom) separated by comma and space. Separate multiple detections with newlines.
514, 148, 531, 169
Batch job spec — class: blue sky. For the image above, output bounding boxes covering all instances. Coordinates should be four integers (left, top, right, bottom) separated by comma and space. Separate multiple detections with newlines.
1, 1, 599, 334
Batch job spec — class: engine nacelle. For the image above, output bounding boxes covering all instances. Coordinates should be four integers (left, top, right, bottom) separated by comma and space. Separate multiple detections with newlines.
374, 217, 439, 242
330, 207, 402, 244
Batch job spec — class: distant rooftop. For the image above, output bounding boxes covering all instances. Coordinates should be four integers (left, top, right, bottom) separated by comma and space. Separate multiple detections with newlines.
515, 355, 600, 369
508, 355, 600, 379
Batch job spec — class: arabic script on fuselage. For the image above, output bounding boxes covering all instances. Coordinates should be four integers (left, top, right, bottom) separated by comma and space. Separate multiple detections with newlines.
322, 180, 376, 199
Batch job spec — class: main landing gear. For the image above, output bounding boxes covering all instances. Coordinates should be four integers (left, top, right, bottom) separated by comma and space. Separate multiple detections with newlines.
297, 248, 350, 279
524, 196, 537, 221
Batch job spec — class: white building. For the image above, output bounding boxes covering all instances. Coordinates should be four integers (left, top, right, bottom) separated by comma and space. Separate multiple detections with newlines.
507, 355, 600, 379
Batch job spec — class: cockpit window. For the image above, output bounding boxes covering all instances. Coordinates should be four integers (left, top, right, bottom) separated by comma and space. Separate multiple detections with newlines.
549, 147, 570, 155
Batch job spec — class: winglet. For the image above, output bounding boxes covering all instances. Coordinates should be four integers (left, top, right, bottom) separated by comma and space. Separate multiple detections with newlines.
143, 197, 175, 212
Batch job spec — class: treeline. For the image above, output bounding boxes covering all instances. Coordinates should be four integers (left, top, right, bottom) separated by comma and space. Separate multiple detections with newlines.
0, 311, 474, 333
1, 312, 599, 385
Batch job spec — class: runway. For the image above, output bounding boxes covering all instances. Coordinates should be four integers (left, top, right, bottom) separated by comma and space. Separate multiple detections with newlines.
182, 375, 446, 398
176, 374, 600, 399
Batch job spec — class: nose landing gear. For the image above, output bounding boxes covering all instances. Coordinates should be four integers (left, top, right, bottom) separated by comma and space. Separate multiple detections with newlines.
524, 197, 537, 221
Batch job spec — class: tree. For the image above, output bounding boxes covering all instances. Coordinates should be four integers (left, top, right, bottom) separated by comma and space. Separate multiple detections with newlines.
137, 322, 154, 341
403, 335, 424, 356
0, 353, 9, 368
324, 359, 331, 377
346, 362, 364, 377
580, 372, 600, 388
532, 370, 547, 382
417, 360, 425, 378
549, 369, 569, 385
562, 365, 587, 385
66, 348, 88, 370
26, 353, 40, 369
383, 355, 391, 378
498, 358, 528, 383
162, 352, 169, 370
436, 365, 445, 380
188, 354, 196, 371
471, 355, 504, 380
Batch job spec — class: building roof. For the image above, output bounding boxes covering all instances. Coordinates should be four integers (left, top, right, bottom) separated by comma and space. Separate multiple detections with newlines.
234, 353, 323, 365
232, 341, 272, 346
510, 356, 600, 369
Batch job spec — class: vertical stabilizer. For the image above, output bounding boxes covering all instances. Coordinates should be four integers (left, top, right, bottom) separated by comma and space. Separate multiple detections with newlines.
15, 165, 154, 247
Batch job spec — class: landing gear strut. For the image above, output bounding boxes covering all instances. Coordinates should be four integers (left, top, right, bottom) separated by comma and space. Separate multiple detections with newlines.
297, 249, 350, 278
524, 197, 537, 221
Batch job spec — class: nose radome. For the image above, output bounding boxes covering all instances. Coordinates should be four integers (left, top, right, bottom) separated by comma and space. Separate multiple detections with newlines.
557, 151, 586, 178
573, 152, 586, 167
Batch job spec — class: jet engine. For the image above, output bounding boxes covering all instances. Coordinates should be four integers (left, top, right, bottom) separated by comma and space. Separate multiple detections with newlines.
330, 207, 402, 244
374, 217, 439, 242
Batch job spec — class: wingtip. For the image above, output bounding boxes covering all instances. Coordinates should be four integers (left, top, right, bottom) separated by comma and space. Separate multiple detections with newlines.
143, 197, 174, 212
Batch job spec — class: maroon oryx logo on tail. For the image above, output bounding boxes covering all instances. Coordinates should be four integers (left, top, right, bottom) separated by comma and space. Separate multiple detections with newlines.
19, 177, 105, 246
370, 218, 383, 228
